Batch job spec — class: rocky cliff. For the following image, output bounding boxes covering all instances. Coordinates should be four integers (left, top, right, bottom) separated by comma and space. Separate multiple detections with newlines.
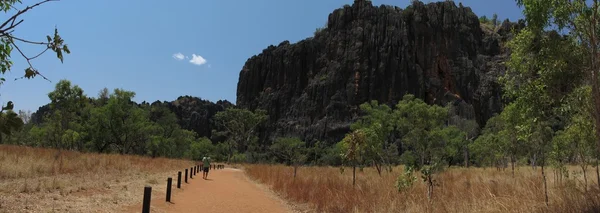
148, 96, 233, 139
237, 0, 522, 145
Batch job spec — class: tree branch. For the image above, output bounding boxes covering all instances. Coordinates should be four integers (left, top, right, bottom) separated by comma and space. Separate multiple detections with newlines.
2, 33, 50, 45
0, 0, 58, 33
9, 40, 50, 82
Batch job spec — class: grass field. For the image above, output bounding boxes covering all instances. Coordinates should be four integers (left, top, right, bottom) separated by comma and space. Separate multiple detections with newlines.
4, 144, 600, 213
0, 145, 194, 213
245, 164, 600, 213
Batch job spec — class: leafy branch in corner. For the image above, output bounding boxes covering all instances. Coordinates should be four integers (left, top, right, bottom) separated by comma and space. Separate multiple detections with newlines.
0, 0, 70, 85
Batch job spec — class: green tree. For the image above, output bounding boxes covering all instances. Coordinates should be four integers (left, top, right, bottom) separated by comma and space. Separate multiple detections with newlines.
213, 108, 268, 162
352, 100, 395, 174
89, 89, 150, 154
394, 94, 448, 168
340, 129, 368, 186
556, 86, 596, 190
186, 137, 215, 161
44, 80, 87, 150
514, 0, 600, 192
270, 137, 307, 179
447, 105, 479, 167
0, 108, 23, 143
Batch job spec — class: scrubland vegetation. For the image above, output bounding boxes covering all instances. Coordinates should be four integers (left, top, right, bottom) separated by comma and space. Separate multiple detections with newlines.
246, 164, 600, 213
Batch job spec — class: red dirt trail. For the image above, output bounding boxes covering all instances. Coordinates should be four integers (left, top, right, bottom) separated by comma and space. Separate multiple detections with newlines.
122, 168, 292, 213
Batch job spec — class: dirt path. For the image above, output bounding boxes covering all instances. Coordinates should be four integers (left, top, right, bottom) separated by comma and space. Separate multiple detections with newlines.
122, 168, 293, 213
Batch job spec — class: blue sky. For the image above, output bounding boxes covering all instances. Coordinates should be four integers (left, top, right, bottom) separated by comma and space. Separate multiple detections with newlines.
1, 0, 523, 112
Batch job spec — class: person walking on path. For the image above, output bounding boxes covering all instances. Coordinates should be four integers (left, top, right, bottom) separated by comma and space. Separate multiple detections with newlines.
202, 156, 211, 179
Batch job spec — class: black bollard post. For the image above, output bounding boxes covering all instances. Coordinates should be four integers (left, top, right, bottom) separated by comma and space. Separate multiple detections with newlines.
190, 167, 193, 179
177, 171, 182, 188
185, 169, 188, 183
166, 177, 172, 202
142, 186, 152, 213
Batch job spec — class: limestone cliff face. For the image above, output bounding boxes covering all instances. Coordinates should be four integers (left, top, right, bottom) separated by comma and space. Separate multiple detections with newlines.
236, 0, 522, 144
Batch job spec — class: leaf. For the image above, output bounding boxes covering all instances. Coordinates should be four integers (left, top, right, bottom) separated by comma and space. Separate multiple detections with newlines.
24, 67, 36, 79
56, 50, 63, 63
2, 101, 13, 111
63, 45, 70, 54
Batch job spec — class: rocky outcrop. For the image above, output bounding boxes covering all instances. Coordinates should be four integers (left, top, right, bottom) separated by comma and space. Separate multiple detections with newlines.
236, 0, 522, 144
162, 96, 233, 139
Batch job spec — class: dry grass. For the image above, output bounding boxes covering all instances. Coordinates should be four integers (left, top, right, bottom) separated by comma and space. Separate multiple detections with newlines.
245, 164, 600, 213
0, 145, 195, 213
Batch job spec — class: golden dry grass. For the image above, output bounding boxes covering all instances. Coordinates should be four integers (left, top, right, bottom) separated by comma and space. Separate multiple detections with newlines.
245, 164, 600, 213
0, 145, 195, 213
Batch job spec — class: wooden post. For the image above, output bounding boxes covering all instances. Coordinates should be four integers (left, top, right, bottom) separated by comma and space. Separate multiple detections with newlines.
166, 177, 172, 202
190, 167, 193, 179
185, 169, 188, 183
142, 186, 151, 213
177, 171, 182, 188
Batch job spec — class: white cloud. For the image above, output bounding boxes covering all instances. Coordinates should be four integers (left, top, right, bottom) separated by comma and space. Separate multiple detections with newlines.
172, 52, 185, 61
189, 54, 207, 66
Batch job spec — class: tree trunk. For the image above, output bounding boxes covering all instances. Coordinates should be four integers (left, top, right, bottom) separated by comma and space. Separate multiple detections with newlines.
591, 0, 600, 192
374, 161, 382, 176
511, 155, 515, 177
464, 146, 469, 168
532, 153, 537, 170
293, 165, 297, 180
596, 159, 600, 188
542, 163, 548, 207
427, 175, 433, 201
352, 165, 356, 187
582, 164, 588, 192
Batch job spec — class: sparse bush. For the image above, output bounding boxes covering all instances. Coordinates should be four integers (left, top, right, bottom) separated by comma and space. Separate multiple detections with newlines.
231, 153, 247, 163
395, 166, 416, 192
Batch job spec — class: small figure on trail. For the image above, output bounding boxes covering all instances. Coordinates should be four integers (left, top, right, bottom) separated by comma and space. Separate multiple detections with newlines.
203, 156, 211, 179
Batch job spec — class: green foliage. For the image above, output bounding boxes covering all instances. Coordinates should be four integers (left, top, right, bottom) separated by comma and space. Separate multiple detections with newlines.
394, 94, 453, 168
230, 153, 247, 163
14, 80, 234, 160
270, 137, 307, 166
186, 137, 215, 161
395, 166, 416, 192
0, 110, 24, 143
351, 100, 396, 172
214, 108, 268, 162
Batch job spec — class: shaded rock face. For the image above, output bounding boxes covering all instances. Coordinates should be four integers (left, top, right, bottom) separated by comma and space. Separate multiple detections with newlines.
237, 0, 520, 144
162, 96, 233, 138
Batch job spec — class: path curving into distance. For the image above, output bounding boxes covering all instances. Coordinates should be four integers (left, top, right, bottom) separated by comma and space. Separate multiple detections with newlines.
122, 167, 292, 213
